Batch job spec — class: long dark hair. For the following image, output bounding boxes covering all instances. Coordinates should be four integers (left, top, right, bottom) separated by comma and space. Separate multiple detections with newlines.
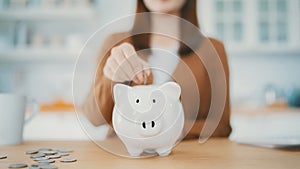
131, 0, 201, 56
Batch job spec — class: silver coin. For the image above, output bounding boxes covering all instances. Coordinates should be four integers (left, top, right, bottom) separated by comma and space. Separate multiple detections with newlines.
37, 159, 55, 163
38, 148, 52, 152
47, 154, 61, 159
26, 150, 38, 155
50, 148, 60, 151
31, 153, 45, 158
40, 151, 57, 155
0, 154, 7, 159
8, 163, 28, 168
59, 157, 77, 163
31, 163, 49, 167
38, 162, 50, 166
31, 164, 40, 167
28, 167, 40, 169
30, 163, 39, 167
34, 157, 49, 161
40, 165, 58, 169
57, 153, 69, 157
57, 149, 73, 153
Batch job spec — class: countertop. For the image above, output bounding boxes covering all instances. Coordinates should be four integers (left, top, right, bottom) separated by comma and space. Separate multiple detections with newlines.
1, 138, 299, 169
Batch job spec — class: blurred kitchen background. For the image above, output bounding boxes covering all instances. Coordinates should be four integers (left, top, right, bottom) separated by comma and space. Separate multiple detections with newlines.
0, 0, 299, 144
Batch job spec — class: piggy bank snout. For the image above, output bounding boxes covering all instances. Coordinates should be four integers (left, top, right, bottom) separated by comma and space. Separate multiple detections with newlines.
139, 119, 162, 137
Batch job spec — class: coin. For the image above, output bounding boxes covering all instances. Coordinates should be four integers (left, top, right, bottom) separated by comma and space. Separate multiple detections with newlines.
47, 154, 61, 159
40, 151, 58, 155
37, 159, 55, 163
8, 163, 28, 168
38, 148, 52, 152
40, 165, 58, 169
31, 153, 45, 158
0, 154, 7, 159
57, 153, 69, 157
34, 157, 49, 161
57, 149, 73, 153
31, 163, 49, 167
26, 150, 38, 155
38, 162, 50, 166
59, 157, 77, 163
31, 164, 40, 167
28, 167, 40, 169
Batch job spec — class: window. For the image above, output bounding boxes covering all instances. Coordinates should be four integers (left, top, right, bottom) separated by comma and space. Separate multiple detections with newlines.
277, 21, 288, 42
233, 21, 243, 41
204, 0, 298, 48
259, 21, 269, 42
258, 0, 270, 42
275, 0, 288, 42
233, 0, 242, 13
216, 21, 225, 40
216, 0, 224, 12
277, 0, 287, 13
257, 0, 290, 44
213, 0, 244, 42
259, 0, 269, 13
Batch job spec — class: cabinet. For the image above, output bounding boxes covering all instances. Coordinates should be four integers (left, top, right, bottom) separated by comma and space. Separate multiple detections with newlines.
198, 0, 300, 56
0, 0, 99, 110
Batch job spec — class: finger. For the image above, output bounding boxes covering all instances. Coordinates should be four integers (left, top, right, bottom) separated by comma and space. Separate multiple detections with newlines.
141, 60, 151, 76
129, 56, 145, 83
113, 48, 136, 81
136, 72, 144, 83
106, 57, 118, 72
103, 65, 113, 80
106, 57, 128, 82
111, 47, 125, 64
112, 66, 129, 82
107, 57, 125, 82
132, 76, 142, 85
121, 43, 144, 75
120, 43, 137, 61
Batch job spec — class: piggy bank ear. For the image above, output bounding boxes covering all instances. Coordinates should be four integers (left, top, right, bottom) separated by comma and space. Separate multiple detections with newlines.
113, 84, 131, 104
159, 82, 181, 100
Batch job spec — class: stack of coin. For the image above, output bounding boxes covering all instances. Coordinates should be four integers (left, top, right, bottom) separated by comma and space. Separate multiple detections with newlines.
4, 147, 77, 169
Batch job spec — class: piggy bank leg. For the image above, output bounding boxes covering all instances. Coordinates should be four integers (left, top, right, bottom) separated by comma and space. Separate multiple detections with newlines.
156, 146, 173, 156
126, 146, 143, 157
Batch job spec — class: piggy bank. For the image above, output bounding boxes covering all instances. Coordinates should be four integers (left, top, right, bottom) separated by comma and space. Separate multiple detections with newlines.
112, 82, 184, 157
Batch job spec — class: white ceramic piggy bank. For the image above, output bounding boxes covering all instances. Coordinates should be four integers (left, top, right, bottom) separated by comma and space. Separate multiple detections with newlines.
112, 82, 184, 157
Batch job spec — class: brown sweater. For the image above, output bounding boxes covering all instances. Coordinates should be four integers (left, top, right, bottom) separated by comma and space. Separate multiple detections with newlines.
82, 32, 232, 139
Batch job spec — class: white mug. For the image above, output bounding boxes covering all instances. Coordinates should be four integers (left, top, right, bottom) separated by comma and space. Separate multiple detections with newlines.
0, 93, 38, 145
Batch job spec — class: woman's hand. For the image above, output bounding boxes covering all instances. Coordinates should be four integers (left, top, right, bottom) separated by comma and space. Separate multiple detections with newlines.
103, 43, 151, 84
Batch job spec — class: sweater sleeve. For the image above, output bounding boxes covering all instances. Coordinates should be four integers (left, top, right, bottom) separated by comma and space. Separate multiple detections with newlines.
185, 38, 232, 139
209, 38, 232, 137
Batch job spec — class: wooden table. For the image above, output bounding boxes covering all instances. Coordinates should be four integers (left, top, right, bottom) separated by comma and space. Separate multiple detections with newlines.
0, 139, 299, 169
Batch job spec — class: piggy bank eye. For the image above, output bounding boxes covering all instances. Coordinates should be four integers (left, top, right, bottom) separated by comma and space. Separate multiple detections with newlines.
152, 99, 156, 103
136, 99, 140, 103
